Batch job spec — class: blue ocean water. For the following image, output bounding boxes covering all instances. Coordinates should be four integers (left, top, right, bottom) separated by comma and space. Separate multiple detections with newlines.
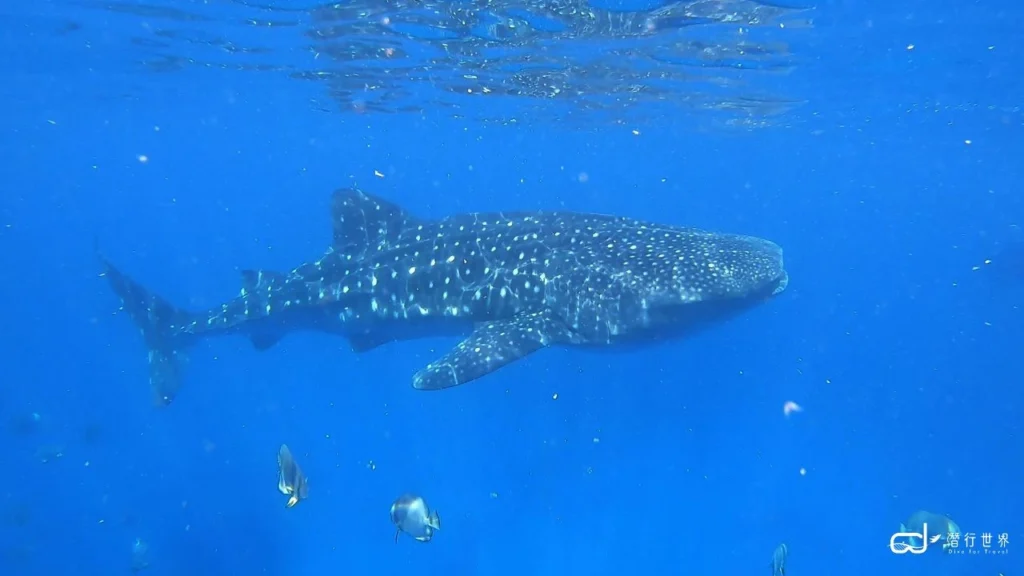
0, 0, 1019, 574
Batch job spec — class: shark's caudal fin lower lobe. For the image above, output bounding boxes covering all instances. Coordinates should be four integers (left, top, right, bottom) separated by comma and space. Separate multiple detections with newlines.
99, 257, 194, 406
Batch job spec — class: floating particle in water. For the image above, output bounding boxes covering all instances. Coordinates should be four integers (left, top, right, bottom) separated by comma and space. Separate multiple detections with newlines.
783, 401, 802, 417
36, 445, 64, 463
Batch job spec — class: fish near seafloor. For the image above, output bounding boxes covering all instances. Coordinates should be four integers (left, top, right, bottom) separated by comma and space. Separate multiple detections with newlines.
100, 188, 790, 405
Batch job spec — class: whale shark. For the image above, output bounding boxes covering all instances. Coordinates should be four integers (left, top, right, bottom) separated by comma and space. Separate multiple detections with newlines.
101, 188, 789, 405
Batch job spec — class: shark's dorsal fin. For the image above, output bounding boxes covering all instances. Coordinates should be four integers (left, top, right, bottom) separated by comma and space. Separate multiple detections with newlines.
411, 310, 578, 390
331, 189, 421, 256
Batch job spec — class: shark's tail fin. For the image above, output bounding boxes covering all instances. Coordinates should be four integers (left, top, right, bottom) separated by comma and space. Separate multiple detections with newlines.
99, 256, 194, 406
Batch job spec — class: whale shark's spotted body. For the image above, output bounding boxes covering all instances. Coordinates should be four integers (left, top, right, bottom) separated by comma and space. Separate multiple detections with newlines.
102, 189, 789, 405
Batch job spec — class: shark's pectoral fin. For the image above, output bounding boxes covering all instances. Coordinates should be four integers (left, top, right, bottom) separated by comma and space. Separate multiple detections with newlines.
412, 310, 575, 390
349, 332, 394, 353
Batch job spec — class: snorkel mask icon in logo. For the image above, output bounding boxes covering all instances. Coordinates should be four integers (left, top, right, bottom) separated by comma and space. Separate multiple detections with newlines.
890, 522, 944, 554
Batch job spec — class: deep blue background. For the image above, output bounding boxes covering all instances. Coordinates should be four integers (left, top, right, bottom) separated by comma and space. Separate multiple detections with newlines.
0, 0, 1020, 574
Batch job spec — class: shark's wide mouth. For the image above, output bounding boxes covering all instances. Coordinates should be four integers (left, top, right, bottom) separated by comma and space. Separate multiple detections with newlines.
763, 242, 787, 296
772, 270, 790, 296
749, 238, 787, 297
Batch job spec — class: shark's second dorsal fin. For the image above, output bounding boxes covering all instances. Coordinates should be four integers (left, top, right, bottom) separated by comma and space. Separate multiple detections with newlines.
240, 269, 286, 293
331, 189, 420, 256
348, 332, 394, 353
250, 332, 283, 351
